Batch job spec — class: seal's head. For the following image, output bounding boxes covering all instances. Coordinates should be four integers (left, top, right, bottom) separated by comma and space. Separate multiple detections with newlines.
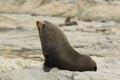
36, 20, 70, 54
65, 16, 71, 23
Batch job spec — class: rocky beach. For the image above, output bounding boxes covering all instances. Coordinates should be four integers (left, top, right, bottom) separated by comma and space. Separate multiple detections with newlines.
0, 0, 120, 80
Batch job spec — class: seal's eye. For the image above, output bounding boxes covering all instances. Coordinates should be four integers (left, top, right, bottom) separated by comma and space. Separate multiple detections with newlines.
42, 23, 46, 27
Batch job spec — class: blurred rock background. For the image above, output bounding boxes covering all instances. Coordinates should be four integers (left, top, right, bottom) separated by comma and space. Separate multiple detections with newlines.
1, 0, 120, 21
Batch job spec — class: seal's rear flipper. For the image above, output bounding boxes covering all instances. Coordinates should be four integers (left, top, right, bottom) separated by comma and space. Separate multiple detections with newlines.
94, 66, 97, 71
88, 66, 97, 71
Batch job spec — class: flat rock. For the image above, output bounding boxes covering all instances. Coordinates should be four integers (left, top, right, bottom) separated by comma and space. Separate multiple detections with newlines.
0, 66, 120, 80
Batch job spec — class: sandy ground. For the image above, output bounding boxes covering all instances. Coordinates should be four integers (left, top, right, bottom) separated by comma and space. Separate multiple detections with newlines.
0, 14, 120, 80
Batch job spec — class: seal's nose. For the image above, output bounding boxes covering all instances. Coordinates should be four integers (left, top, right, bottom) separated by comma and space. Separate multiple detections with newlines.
36, 20, 43, 33
36, 21, 42, 27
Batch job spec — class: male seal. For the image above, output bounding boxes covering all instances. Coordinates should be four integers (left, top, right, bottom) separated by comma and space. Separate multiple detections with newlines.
59, 16, 78, 26
36, 20, 97, 72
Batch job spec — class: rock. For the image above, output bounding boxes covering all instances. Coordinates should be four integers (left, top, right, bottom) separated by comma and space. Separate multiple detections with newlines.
1, 0, 120, 22
77, 0, 120, 22
0, 0, 77, 17
0, 63, 120, 80
0, 56, 43, 73
0, 14, 120, 80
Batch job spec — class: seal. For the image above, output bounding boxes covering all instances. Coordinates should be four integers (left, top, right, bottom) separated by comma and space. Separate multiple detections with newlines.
36, 20, 97, 72
59, 16, 78, 26
65, 16, 71, 23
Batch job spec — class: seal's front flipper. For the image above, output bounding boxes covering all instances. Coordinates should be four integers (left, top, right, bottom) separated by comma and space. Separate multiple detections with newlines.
43, 65, 52, 72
